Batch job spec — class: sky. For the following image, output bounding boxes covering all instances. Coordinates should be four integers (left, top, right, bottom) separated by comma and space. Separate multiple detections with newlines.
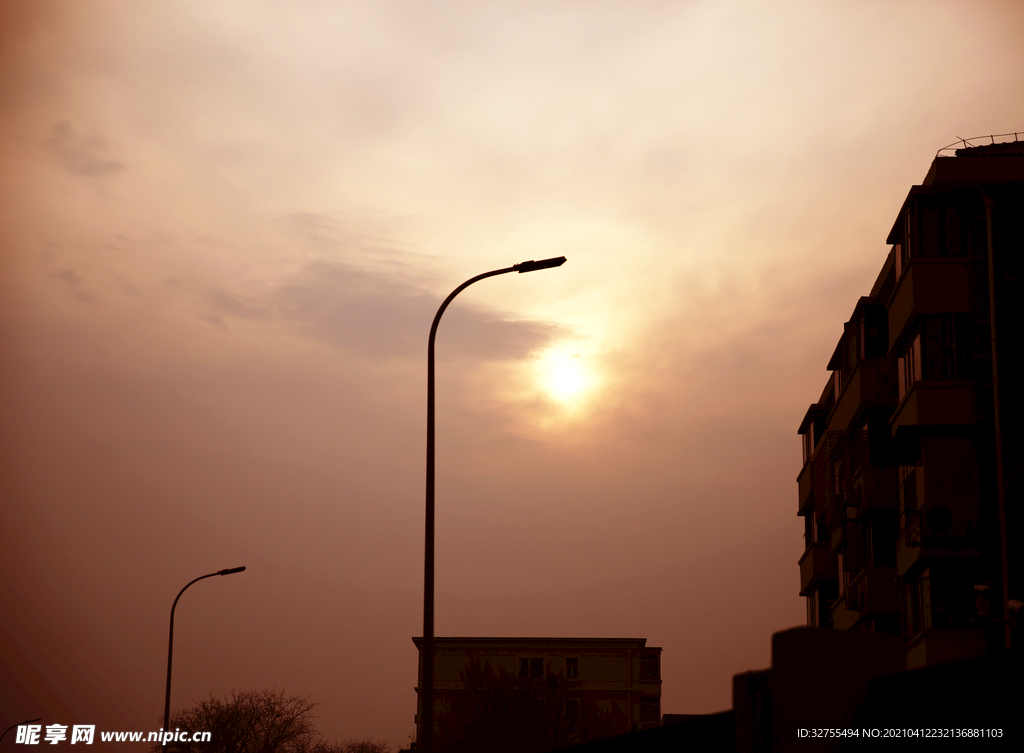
2, 0, 1024, 748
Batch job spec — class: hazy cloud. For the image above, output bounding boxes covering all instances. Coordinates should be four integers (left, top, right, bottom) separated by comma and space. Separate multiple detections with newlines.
200, 259, 566, 361
44, 121, 125, 177
46, 268, 99, 304
47, 268, 83, 286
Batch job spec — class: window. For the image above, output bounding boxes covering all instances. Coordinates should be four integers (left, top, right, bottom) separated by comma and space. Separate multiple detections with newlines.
919, 206, 941, 257
898, 334, 921, 400
899, 465, 918, 514
903, 209, 914, 264
844, 516, 864, 574
943, 207, 962, 257
639, 654, 659, 681
639, 697, 660, 724
814, 516, 828, 545
921, 315, 970, 380
862, 304, 888, 358
832, 459, 844, 501
849, 421, 869, 474
901, 317, 970, 400
816, 581, 837, 626
519, 657, 543, 679
847, 325, 859, 370
565, 657, 578, 680
903, 568, 931, 637
927, 562, 974, 628
865, 510, 897, 568
837, 552, 846, 597
564, 699, 579, 727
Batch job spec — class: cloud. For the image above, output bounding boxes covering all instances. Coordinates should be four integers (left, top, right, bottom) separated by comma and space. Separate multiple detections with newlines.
176, 210, 571, 361
44, 121, 125, 177
199, 258, 567, 361
47, 268, 82, 286
46, 268, 99, 304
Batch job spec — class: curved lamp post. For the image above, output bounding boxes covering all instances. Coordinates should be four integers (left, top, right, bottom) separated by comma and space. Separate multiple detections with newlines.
420, 256, 567, 752
0, 720, 42, 747
163, 567, 246, 734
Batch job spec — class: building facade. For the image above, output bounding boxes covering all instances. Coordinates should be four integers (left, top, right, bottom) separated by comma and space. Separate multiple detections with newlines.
412, 637, 662, 749
796, 137, 1024, 668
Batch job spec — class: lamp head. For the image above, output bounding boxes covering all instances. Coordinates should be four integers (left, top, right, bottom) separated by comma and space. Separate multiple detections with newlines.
513, 256, 567, 273
218, 566, 246, 576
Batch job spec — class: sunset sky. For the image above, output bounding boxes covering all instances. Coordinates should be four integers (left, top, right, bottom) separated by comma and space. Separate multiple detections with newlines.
3, 1, 1024, 748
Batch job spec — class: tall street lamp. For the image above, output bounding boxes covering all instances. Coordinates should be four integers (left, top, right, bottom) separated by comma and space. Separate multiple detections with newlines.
163, 567, 246, 734
419, 256, 567, 752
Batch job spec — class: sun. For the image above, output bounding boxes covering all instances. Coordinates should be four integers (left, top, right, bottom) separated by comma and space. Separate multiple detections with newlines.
534, 347, 594, 405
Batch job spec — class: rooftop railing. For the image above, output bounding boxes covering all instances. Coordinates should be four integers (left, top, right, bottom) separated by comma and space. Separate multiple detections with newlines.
936, 131, 1023, 156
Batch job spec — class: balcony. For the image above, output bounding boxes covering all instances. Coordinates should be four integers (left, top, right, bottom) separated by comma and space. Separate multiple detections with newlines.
831, 591, 860, 630
854, 464, 899, 513
797, 462, 813, 515
897, 509, 981, 576
890, 381, 975, 434
848, 566, 900, 617
811, 431, 842, 518
826, 359, 894, 435
799, 542, 835, 596
887, 258, 970, 352
825, 494, 850, 531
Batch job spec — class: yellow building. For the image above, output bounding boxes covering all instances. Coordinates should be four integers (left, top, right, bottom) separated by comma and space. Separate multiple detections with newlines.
411, 637, 662, 749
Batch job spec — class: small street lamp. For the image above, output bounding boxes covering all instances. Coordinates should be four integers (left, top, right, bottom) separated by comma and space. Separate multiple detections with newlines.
0, 720, 42, 747
163, 567, 246, 734
419, 257, 567, 752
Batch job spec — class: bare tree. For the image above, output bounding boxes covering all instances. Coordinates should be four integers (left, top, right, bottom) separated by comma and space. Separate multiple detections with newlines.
158, 690, 390, 753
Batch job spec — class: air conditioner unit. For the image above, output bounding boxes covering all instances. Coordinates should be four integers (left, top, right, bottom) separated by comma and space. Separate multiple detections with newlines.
917, 502, 976, 537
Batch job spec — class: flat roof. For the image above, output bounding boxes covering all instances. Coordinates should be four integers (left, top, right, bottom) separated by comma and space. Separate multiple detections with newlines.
413, 637, 652, 650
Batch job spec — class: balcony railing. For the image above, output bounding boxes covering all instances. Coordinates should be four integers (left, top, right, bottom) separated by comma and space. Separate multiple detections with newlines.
799, 541, 835, 596
827, 359, 893, 437
890, 381, 975, 435
887, 259, 970, 353
811, 431, 842, 518
797, 461, 813, 515
901, 510, 922, 548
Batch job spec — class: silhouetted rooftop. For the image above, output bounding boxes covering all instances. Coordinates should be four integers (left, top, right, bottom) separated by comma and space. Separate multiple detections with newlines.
412, 636, 649, 649
881, 136, 1024, 243
955, 140, 1024, 156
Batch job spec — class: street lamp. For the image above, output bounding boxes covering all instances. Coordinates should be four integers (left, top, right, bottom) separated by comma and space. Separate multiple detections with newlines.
0, 720, 42, 747
419, 256, 567, 752
163, 567, 246, 734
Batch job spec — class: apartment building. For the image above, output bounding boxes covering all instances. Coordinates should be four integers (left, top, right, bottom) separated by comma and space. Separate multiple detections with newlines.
796, 136, 1024, 668
411, 637, 662, 749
